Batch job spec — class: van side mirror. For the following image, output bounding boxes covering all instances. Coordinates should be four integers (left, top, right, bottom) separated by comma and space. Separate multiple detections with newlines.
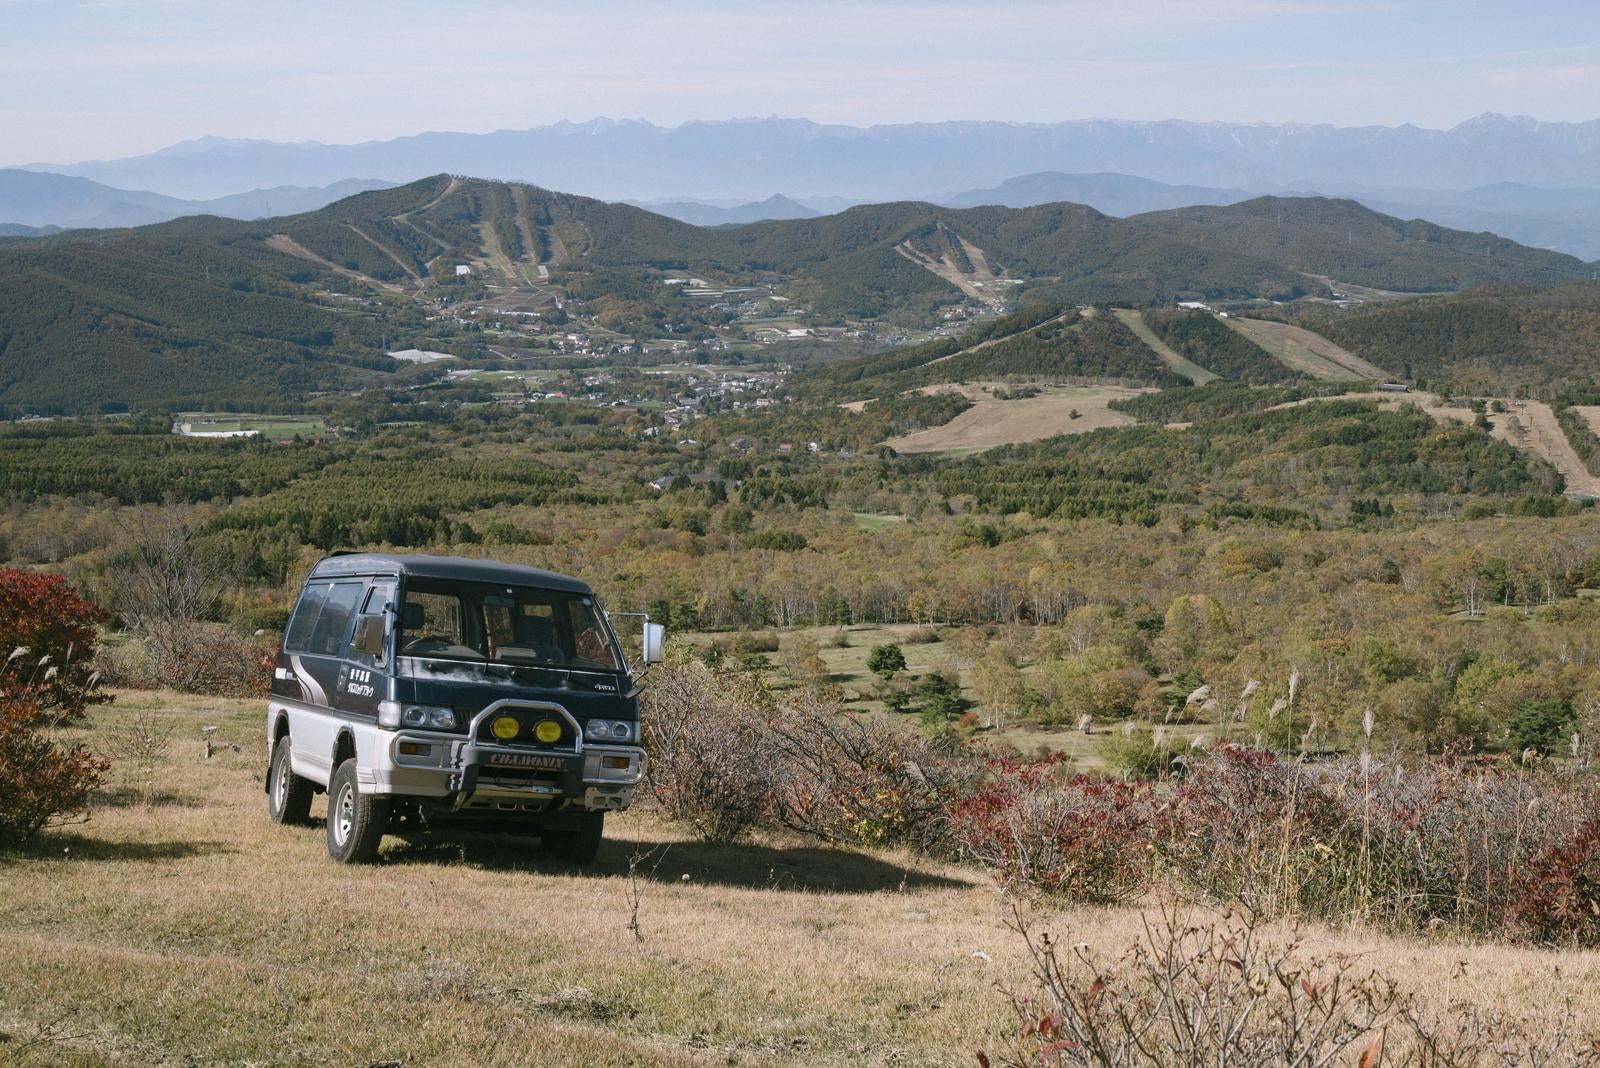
642, 622, 665, 664
353, 616, 386, 660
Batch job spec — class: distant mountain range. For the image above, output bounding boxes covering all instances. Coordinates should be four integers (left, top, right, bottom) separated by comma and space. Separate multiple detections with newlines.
941, 172, 1253, 215
0, 170, 395, 230
19, 114, 1600, 203
630, 193, 820, 227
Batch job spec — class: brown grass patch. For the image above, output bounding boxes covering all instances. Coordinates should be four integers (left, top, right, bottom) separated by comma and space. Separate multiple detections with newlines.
883, 384, 1146, 455
4, 692, 1599, 1065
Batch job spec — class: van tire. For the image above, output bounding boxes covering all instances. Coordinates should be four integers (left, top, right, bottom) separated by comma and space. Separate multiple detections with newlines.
267, 737, 313, 825
543, 811, 604, 864
326, 759, 389, 864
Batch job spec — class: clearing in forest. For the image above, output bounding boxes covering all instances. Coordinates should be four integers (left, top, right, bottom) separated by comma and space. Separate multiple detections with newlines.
1487, 401, 1600, 496
264, 234, 406, 293
1110, 309, 1218, 384
883, 382, 1146, 454
1223, 317, 1389, 381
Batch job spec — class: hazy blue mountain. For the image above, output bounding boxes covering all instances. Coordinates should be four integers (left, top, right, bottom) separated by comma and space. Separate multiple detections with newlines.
628, 193, 821, 226
1345, 183, 1600, 261
943, 172, 1252, 214
0, 169, 395, 229
0, 222, 61, 237
24, 114, 1600, 203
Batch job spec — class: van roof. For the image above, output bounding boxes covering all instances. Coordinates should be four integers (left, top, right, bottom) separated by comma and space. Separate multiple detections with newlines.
307, 553, 593, 594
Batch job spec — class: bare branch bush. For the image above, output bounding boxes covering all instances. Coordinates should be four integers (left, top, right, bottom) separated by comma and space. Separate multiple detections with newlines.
105, 511, 228, 690
104, 706, 172, 803
766, 688, 980, 854
104, 512, 268, 695
988, 902, 1600, 1068
641, 663, 777, 843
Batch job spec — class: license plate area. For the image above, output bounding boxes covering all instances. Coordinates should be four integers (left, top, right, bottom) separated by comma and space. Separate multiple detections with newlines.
485, 751, 572, 772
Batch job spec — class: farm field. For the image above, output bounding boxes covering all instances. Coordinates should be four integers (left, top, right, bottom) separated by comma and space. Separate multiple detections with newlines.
174, 413, 328, 439
1223, 317, 1390, 381
882, 383, 1146, 454
1110, 308, 1218, 383
7, 692, 1600, 1066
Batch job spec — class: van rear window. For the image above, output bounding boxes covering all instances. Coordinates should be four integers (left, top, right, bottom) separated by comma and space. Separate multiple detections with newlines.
285, 581, 365, 656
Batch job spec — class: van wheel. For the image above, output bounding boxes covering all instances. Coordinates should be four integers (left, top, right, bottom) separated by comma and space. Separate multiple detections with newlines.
326, 759, 390, 864
267, 737, 313, 825
543, 812, 604, 864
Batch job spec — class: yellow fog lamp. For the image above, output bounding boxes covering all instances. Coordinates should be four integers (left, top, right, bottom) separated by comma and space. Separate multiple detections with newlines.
491, 716, 520, 741
534, 719, 563, 744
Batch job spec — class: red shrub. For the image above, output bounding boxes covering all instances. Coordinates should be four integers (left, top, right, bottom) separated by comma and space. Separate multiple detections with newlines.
0, 695, 109, 847
1506, 818, 1600, 947
950, 756, 1154, 901
0, 568, 110, 720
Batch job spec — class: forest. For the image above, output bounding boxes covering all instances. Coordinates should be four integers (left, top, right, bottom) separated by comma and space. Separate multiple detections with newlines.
4, 373, 1596, 769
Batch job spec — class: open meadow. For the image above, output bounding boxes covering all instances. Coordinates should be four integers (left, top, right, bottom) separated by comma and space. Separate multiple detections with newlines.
6, 691, 1600, 1066
881, 384, 1145, 455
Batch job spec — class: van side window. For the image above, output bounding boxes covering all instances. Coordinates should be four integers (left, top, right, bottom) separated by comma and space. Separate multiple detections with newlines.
306, 582, 365, 657
348, 584, 394, 668
284, 583, 330, 653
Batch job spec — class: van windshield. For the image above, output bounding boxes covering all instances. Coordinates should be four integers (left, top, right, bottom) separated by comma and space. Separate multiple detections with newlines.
397, 579, 623, 672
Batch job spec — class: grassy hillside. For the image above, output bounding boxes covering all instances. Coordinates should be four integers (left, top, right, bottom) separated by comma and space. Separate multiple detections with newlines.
4, 177, 1599, 415
0, 230, 397, 416
1131, 197, 1592, 293
1280, 282, 1600, 392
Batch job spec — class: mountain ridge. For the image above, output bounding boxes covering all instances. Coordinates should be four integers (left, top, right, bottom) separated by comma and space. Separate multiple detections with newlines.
1, 174, 1593, 417
21, 113, 1600, 201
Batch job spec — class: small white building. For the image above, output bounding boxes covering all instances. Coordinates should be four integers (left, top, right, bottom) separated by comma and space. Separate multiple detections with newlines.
455, 265, 472, 277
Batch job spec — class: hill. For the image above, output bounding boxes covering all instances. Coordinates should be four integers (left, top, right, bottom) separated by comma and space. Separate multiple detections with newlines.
629, 194, 822, 226
0, 224, 397, 416
943, 171, 1251, 215
4, 175, 1597, 415
0, 169, 395, 230
1129, 197, 1592, 292
1277, 282, 1600, 391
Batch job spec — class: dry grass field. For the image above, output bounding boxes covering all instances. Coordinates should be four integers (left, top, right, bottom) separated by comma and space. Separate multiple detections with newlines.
7, 691, 1600, 1066
882, 383, 1145, 455
1223, 317, 1390, 381
1484, 400, 1600, 496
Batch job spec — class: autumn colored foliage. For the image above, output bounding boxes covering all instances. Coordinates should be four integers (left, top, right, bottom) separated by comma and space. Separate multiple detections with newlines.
0, 566, 110, 721
0, 568, 111, 846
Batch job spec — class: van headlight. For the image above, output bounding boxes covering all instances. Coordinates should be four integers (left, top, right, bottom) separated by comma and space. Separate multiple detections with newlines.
380, 701, 456, 729
585, 719, 634, 742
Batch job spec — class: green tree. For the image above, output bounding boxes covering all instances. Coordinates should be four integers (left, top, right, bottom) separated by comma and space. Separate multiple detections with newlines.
867, 643, 906, 680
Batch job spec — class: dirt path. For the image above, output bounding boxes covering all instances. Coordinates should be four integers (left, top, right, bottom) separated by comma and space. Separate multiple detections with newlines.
1111, 309, 1217, 384
883, 383, 1147, 454
1224, 317, 1389, 381
264, 234, 406, 293
1491, 401, 1600, 496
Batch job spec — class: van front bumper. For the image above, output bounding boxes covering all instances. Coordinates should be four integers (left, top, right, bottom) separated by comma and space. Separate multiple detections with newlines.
376, 729, 645, 813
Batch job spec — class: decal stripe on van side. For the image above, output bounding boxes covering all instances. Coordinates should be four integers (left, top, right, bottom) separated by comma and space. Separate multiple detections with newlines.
290, 656, 328, 705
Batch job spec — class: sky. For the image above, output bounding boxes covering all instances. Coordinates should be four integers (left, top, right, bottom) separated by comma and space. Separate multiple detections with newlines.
3, 0, 1599, 166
